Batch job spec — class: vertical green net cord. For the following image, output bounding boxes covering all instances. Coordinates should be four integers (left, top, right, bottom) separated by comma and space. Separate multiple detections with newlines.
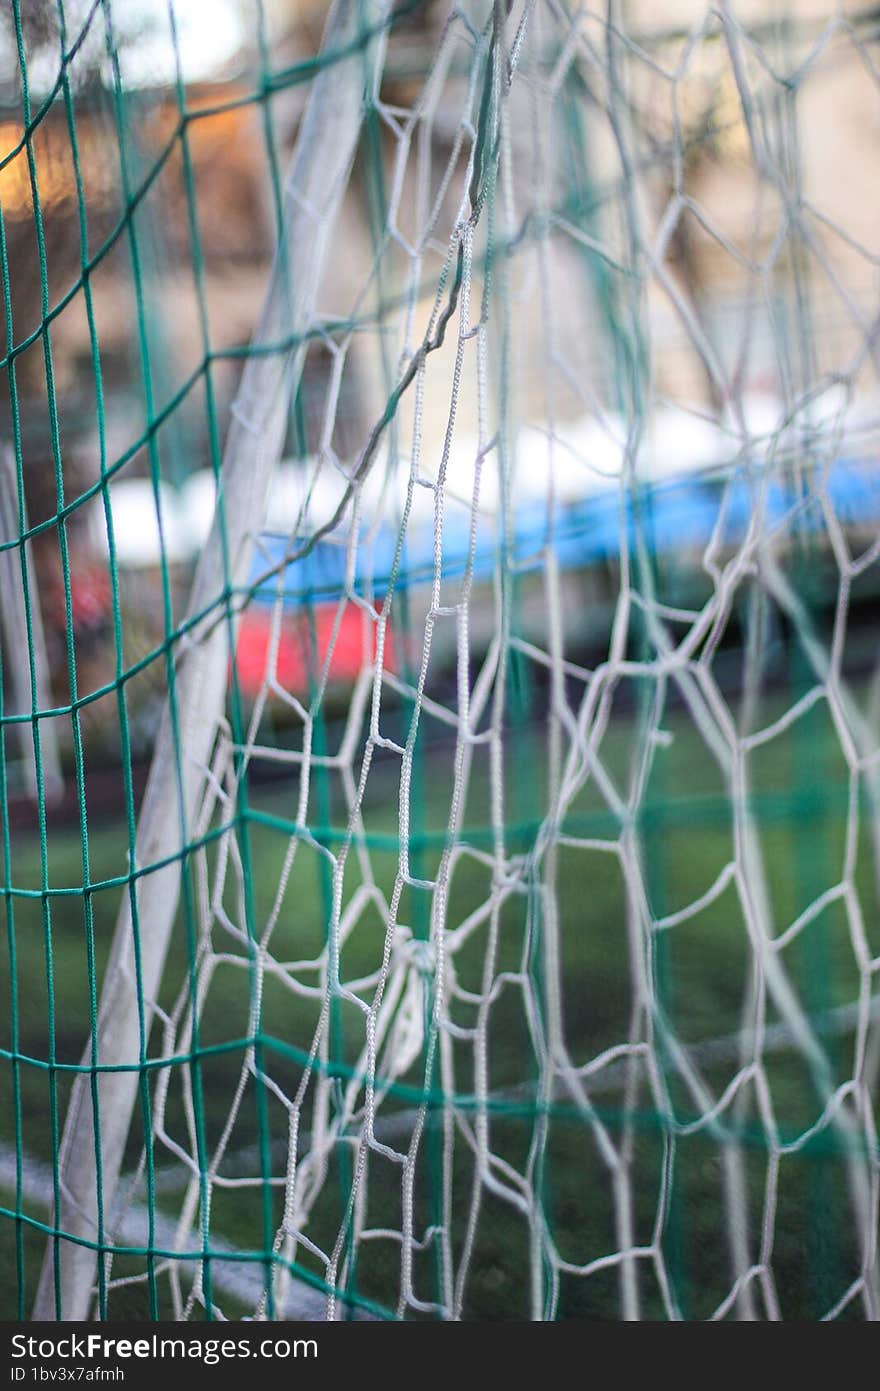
1, 0, 880, 1324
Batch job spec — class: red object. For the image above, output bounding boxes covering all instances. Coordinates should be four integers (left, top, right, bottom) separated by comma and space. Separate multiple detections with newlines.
45, 559, 113, 635
233, 601, 395, 699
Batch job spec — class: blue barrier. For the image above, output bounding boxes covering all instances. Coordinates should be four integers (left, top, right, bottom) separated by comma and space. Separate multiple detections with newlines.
249, 456, 880, 608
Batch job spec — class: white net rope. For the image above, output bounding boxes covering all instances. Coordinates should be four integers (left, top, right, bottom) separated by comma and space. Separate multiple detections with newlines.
33, 0, 880, 1320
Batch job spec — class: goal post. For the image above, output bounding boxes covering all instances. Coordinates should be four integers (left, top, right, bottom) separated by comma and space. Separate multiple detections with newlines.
31, 0, 394, 1322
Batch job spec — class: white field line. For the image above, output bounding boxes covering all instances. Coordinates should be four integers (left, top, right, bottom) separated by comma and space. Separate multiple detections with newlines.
0, 1146, 344, 1320
4, 990, 875, 1316
151, 989, 880, 1189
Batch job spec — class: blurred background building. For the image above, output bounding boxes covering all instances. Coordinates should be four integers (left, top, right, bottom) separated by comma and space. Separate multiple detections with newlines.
1, 0, 878, 783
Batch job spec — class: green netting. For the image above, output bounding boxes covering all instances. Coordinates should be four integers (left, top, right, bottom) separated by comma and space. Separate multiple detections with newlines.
1, 0, 880, 1323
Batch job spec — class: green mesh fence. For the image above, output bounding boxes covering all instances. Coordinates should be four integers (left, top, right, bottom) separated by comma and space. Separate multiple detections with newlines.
1, 0, 880, 1323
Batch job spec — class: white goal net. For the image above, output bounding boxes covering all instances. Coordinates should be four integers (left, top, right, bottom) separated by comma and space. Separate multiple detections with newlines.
3, 0, 880, 1323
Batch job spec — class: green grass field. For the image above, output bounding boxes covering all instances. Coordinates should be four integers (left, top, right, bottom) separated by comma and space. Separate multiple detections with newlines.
2, 665, 879, 1320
